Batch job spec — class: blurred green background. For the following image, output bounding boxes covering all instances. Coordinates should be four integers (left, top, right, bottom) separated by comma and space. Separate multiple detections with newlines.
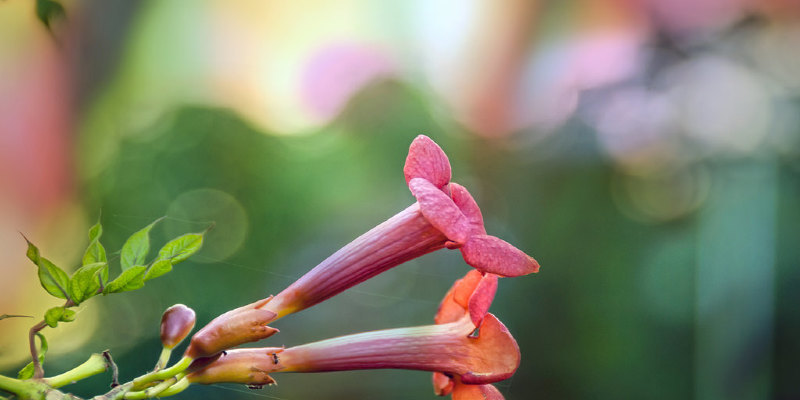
1, 1, 799, 399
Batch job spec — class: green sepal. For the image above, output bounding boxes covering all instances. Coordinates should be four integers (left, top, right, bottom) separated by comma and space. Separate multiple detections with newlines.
144, 259, 172, 282
104, 266, 147, 294
18, 333, 47, 379
156, 233, 204, 265
69, 262, 106, 304
120, 218, 163, 271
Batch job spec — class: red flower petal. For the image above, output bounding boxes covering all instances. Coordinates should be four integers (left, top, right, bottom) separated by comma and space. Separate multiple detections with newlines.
450, 183, 486, 236
433, 372, 455, 396
452, 382, 504, 400
409, 178, 471, 243
460, 313, 520, 384
404, 135, 452, 189
460, 235, 540, 277
468, 273, 498, 327
435, 269, 483, 324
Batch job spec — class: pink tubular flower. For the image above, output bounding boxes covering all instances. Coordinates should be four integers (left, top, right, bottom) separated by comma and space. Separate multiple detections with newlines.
433, 270, 509, 399
185, 135, 538, 360
261, 135, 537, 317
185, 314, 519, 388
184, 269, 520, 395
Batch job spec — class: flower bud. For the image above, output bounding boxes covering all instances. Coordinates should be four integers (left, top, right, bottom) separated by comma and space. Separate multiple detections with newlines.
160, 304, 196, 349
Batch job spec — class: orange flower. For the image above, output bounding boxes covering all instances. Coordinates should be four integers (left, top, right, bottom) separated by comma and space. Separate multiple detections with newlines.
433, 270, 512, 399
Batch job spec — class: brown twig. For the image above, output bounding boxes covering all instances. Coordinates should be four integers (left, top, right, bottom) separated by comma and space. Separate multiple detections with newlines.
28, 299, 74, 379
28, 320, 48, 379
102, 351, 119, 388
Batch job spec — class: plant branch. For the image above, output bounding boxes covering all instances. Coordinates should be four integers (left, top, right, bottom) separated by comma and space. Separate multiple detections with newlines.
29, 299, 74, 379
102, 351, 119, 388
27, 321, 47, 379
0, 374, 43, 398
42, 353, 109, 388
130, 356, 192, 390
93, 382, 132, 400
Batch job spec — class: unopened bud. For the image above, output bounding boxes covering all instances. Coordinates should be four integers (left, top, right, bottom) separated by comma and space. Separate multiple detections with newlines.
160, 304, 196, 349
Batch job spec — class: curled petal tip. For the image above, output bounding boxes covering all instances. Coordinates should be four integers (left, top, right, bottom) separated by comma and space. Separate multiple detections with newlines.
460, 235, 539, 277
467, 273, 498, 327
409, 178, 472, 243
404, 135, 452, 189
460, 314, 520, 385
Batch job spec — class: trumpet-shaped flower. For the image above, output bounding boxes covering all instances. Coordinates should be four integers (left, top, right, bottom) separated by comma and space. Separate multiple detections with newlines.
184, 270, 520, 396
185, 312, 519, 388
185, 135, 538, 360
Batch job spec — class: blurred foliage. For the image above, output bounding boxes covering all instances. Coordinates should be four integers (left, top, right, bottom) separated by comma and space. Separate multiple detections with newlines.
2, 1, 800, 399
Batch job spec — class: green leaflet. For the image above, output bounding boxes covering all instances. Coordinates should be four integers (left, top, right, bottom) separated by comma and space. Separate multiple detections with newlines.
144, 259, 172, 282
44, 307, 75, 328
25, 238, 71, 300
104, 266, 147, 294
120, 218, 163, 271
82, 220, 107, 266
156, 233, 204, 265
69, 262, 107, 304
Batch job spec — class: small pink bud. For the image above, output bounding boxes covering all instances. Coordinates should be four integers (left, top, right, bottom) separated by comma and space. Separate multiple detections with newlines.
160, 304, 196, 349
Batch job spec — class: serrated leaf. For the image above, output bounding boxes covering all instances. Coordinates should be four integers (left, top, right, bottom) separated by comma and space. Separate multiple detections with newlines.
104, 266, 147, 294
18, 333, 47, 379
156, 233, 204, 265
144, 259, 172, 282
36, 257, 71, 300
44, 307, 64, 328
121, 218, 163, 271
69, 262, 106, 304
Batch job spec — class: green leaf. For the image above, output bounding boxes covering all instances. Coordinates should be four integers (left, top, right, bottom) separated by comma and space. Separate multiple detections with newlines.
61, 308, 76, 322
23, 236, 71, 299
144, 259, 172, 282
88, 219, 102, 241
104, 266, 147, 294
18, 333, 47, 379
69, 262, 106, 304
44, 307, 64, 328
156, 233, 204, 265
120, 218, 163, 271
37, 258, 71, 300
82, 221, 107, 267
24, 237, 40, 263
35, 0, 65, 30
43, 307, 73, 328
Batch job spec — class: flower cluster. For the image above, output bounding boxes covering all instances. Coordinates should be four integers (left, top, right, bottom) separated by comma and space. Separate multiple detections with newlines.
145, 135, 539, 399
